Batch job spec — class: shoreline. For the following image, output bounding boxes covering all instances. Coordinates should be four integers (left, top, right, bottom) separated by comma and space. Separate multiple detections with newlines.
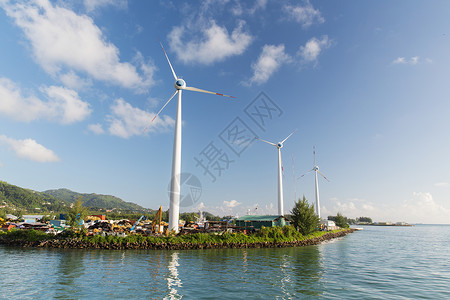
0, 229, 355, 250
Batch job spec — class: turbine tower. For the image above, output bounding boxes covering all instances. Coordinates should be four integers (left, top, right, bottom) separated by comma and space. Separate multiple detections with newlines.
153, 43, 234, 232
256, 130, 296, 216
299, 146, 329, 219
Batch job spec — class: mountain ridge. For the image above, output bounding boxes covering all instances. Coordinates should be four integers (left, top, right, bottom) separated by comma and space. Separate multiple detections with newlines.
0, 181, 150, 213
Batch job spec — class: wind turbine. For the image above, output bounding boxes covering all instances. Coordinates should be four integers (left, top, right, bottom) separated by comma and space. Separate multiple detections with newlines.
153, 42, 235, 233
255, 130, 296, 216
299, 146, 329, 219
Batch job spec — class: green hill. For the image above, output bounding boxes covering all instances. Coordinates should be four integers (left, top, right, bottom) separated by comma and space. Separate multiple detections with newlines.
0, 181, 150, 214
43, 188, 147, 212
0, 181, 68, 213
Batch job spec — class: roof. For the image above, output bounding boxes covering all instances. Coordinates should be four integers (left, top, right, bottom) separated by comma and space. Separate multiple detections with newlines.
236, 215, 284, 221
22, 215, 45, 219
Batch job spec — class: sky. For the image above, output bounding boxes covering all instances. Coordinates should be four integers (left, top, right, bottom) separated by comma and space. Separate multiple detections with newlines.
1, 0, 450, 224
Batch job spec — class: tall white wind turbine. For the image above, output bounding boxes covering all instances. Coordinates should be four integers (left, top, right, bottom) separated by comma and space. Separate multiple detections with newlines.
153, 43, 235, 233
299, 146, 329, 219
256, 130, 296, 216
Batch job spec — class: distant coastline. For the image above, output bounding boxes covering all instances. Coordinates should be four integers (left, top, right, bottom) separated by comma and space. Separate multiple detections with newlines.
364, 222, 413, 227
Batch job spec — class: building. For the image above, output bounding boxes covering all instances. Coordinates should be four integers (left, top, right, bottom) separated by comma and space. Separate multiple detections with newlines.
22, 215, 45, 223
235, 215, 289, 230
322, 220, 338, 231
49, 220, 67, 227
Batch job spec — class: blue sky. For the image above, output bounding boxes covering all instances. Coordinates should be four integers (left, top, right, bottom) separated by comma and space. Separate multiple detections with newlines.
1, 0, 450, 223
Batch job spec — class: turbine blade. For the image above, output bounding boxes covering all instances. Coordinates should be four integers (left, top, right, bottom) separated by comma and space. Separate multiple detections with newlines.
152, 90, 178, 122
185, 86, 235, 98
298, 169, 314, 180
317, 170, 330, 182
255, 137, 276, 146
160, 42, 178, 80
281, 129, 297, 144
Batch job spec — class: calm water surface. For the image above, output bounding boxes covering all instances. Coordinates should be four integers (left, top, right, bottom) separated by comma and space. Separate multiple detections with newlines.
1, 225, 450, 299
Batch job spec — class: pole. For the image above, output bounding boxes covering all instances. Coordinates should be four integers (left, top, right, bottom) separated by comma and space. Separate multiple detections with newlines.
314, 169, 320, 219
277, 148, 284, 215
169, 90, 182, 233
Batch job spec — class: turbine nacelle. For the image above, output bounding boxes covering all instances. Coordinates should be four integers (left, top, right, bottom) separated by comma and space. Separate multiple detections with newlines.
277, 142, 283, 149
174, 79, 186, 90
313, 166, 319, 171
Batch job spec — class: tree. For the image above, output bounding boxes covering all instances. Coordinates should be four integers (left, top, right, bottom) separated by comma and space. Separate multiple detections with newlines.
290, 196, 320, 235
357, 216, 372, 224
0, 208, 6, 219
334, 212, 349, 228
67, 197, 89, 228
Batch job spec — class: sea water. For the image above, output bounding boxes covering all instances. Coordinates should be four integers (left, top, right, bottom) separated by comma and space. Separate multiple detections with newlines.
1, 225, 449, 299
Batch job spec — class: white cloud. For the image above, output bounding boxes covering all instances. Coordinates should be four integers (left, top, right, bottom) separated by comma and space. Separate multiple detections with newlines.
248, 0, 268, 15
324, 197, 381, 220
223, 200, 241, 208
0, 78, 91, 124
197, 202, 205, 211
1, 0, 154, 92
282, 1, 325, 28
230, 0, 267, 16
393, 57, 406, 64
401, 192, 450, 224
107, 99, 174, 138
88, 123, 105, 135
434, 182, 450, 188
298, 36, 330, 63
0, 135, 60, 162
248, 44, 291, 85
168, 20, 252, 65
60, 71, 92, 90
83, 0, 127, 13
42, 86, 92, 124
392, 56, 428, 65
325, 193, 450, 224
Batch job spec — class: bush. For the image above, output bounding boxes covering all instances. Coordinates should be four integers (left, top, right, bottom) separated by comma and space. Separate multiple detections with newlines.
290, 196, 320, 235
3, 229, 50, 242
334, 212, 349, 228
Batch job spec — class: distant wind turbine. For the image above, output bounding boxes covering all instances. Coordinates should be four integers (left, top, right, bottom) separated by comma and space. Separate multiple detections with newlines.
299, 146, 329, 219
153, 42, 235, 233
255, 130, 296, 216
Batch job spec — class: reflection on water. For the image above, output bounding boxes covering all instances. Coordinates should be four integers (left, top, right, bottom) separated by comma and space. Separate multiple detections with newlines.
54, 250, 86, 299
165, 252, 182, 300
292, 246, 323, 297
279, 254, 293, 298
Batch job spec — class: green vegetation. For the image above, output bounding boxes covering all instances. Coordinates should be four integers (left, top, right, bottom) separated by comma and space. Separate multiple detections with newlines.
0, 181, 68, 213
356, 216, 372, 224
43, 188, 148, 212
0, 181, 152, 215
290, 196, 320, 235
0, 226, 349, 247
333, 212, 350, 228
66, 197, 90, 229
0, 229, 54, 242
328, 215, 373, 225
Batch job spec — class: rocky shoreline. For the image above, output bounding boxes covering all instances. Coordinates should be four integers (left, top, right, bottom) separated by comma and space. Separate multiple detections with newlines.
0, 229, 355, 250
